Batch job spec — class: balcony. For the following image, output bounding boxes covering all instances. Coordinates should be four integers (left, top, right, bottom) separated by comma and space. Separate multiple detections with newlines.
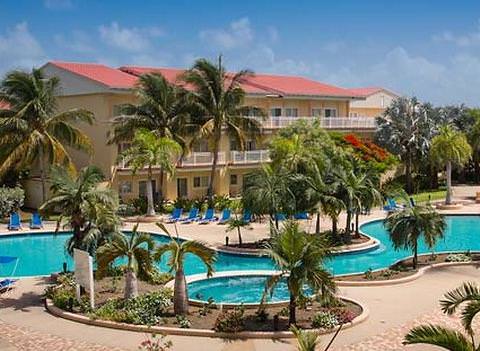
231, 150, 270, 164
254, 116, 376, 129
179, 152, 226, 167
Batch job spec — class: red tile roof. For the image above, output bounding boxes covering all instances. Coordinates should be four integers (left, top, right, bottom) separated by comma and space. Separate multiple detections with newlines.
347, 87, 385, 97
49, 61, 138, 89
46, 61, 361, 98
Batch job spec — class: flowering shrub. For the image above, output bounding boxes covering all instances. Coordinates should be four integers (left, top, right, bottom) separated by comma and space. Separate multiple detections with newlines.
445, 253, 472, 262
343, 134, 389, 162
214, 306, 246, 333
330, 308, 355, 324
311, 311, 339, 329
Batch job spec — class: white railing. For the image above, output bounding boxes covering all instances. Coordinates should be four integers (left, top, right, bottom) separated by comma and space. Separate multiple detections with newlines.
179, 152, 226, 166
256, 116, 376, 129
231, 150, 270, 164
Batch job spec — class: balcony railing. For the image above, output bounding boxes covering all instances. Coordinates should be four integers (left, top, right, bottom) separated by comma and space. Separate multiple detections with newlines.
255, 116, 376, 129
179, 152, 226, 167
231, 150, 270, 164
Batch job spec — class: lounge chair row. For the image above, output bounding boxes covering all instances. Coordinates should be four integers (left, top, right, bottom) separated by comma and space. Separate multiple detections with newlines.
7, 212, 43, 230
383, 197, 416, 212
166, 208, 251, 225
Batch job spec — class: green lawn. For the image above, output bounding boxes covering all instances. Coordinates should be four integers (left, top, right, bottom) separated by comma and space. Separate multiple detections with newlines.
410, 189, 446, 204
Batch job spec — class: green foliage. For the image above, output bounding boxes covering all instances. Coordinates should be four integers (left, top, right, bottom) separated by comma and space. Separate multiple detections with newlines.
290, 325, 321, 351
138, 334, 173, 351
175, 315, 191, 328
311, 311, 339, 329
0, 186, 24, 217
213, 306, 246, 333
430, 125, 472, 168
146, 269, 174, 285
255, 306, 269, 322
445, 253, 472, 263
363, 268, 374, 280
45, 273, 78, 311
198, 297, 215, 317
92, 289, 173, 325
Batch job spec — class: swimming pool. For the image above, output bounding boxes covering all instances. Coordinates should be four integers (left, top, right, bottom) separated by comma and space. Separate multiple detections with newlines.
0, 215, 478, 278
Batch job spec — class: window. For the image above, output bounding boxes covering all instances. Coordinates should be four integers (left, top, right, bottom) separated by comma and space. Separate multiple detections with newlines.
246, 107, 262, 117
285, 108, 298, 117
193, 176, 209, 188
246, 140, 256, 151
350, 112, 358, 117
193, 140, 209, 152
119, 181, 132, 194
269, 108, 282, 117
312, 108, 322, 117
324, 108, 337, 118
230, 174, 238, 185
139, 180, 156, 198
230, 139, 239, 151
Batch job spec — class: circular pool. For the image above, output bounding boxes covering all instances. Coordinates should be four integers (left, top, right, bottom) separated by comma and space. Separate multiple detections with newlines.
0, 215, 479, 278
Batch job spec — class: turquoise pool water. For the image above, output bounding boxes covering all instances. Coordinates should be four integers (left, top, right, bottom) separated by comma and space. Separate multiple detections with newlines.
0, 215, 479, 278
188, 275, 312, 304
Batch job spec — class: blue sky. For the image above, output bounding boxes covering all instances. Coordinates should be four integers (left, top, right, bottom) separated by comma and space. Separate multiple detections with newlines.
2, 0, 480, 105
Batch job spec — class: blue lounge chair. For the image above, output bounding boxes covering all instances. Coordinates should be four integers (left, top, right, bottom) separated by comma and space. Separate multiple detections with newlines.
242, 210, 252, 224
275, 213, 287, 221
8, 212, 21, 230
217, 208, 231, 224
30, 212, 43, 229
294, 212, 309, 220
0, 278, 16, 292
166, 208, 183, 223
198, 208, 216, 224
180, 207, 200, 224
409, 197, 416, 207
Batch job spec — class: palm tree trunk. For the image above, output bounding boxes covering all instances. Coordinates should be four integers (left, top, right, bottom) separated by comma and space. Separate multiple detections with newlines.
446, 161, 453, 205
207, 128, 222, 202
38, 146, 47, 204
237, 226, 242, 247
315, 211, 321, 234
405, 151, 413, 194
124, 269, 138, 299
174, 267, 189, 315
413, 241, 418, 270
146, 166, 155, 216
159, 167, 164, 203
332, 217, 338, 237
289, 293, 296, 325
354, 211, 360, 238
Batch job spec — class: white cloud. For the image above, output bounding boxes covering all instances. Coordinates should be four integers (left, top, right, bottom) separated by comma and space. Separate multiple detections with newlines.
0, 22, 45, 74
44, 0, 73, 10
54, 30, 94, 53
433, 20, 480, 47
98, 22, 164, 52
199, 17, 254, 50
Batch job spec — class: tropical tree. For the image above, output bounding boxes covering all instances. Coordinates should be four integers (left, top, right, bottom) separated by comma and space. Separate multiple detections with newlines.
97, 226, 155, 299
0, 69, 94, 202
40, 165, 120, 255
290, 326, 321, 351
182, 56, 263, 200
430, 125, 472, 205
263, 221, 335, 325
225, 203, 249, 247
467, 109, 480, 182
120, 129, 181, 216
404, 282, 480, 350
384, 198, 446, 269
375, 97, 432, 193
154, 223, 216, 315
242, 164, 295, 230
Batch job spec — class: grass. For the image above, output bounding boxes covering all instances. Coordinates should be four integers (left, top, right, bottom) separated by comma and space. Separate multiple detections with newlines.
411, 189, 447, 204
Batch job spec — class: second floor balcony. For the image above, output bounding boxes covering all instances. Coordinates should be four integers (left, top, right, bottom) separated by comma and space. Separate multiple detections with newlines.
256, 116, 376, 129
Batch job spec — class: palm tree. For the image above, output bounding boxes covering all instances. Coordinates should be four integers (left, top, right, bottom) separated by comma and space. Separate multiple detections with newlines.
97, 226, 155, 299
40, 165, 120, 255
242, 164, 295, 230
375, 97, 432, 194
0, 69, 94, 202
109, 73, 194, 198
120, 129, 181, 216
430, 125, 472, 205
263, 221, 335, 325
154, 223, 216, 315
182, 56, 263, 200
290, 326, 321, 351
225, 209, 249, 247
404, 282, 480, 350
384, 198, 446, 269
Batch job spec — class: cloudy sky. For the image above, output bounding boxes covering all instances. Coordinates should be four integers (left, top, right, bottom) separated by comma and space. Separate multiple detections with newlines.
1, 0, 480, 105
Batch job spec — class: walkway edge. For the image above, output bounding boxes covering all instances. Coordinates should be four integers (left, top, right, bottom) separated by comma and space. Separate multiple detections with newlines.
45, 296, 369, 339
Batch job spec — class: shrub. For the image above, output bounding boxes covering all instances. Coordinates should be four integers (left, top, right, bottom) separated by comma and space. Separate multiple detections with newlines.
0, 186, 24, 218
212, 194, 232, 211
363, 268, 374, 280
445, 253, 472, 263
311, 311, 339, 329
255, 306, 269, 322
198, 297, 215, 317
139, 334, 172, 351
45, 273, 78, 311
92, 289, 173, 325
175, 315, 191, 328
214, 306, 245, 333
117, 203, 137, 217
330, 308, 355, 324
144, 269, 173, 285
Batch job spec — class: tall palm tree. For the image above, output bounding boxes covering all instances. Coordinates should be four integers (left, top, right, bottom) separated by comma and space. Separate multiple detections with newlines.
375, 97, 432, 194
154, 223, 216, 315
384, 198, 446, 269
182, 56, 263, 200
242, 164, 295, 230
404, 282, 480, 350
97, 226, 155, 299
40, 165, 120, 255
263, 221, 335, 325
120, 129, 181, 216
430, 125, 472, 205
0, 69, 94, 202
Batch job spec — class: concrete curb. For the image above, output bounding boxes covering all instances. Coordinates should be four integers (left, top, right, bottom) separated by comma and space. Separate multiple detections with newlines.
45, 295, 368, 339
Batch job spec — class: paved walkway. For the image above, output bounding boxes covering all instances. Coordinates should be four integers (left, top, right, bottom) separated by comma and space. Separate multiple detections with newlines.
0, 265, 479, 351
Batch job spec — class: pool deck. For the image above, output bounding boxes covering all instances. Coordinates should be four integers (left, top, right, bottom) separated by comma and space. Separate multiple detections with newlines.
1, 185, 480, 350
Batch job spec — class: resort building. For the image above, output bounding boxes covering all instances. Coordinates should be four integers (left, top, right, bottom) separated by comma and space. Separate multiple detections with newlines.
24, 61, 390, 206
348, 87, 399, 118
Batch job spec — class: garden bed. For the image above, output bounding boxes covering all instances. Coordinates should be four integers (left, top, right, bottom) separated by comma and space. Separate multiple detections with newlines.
336, 252, 479, 282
